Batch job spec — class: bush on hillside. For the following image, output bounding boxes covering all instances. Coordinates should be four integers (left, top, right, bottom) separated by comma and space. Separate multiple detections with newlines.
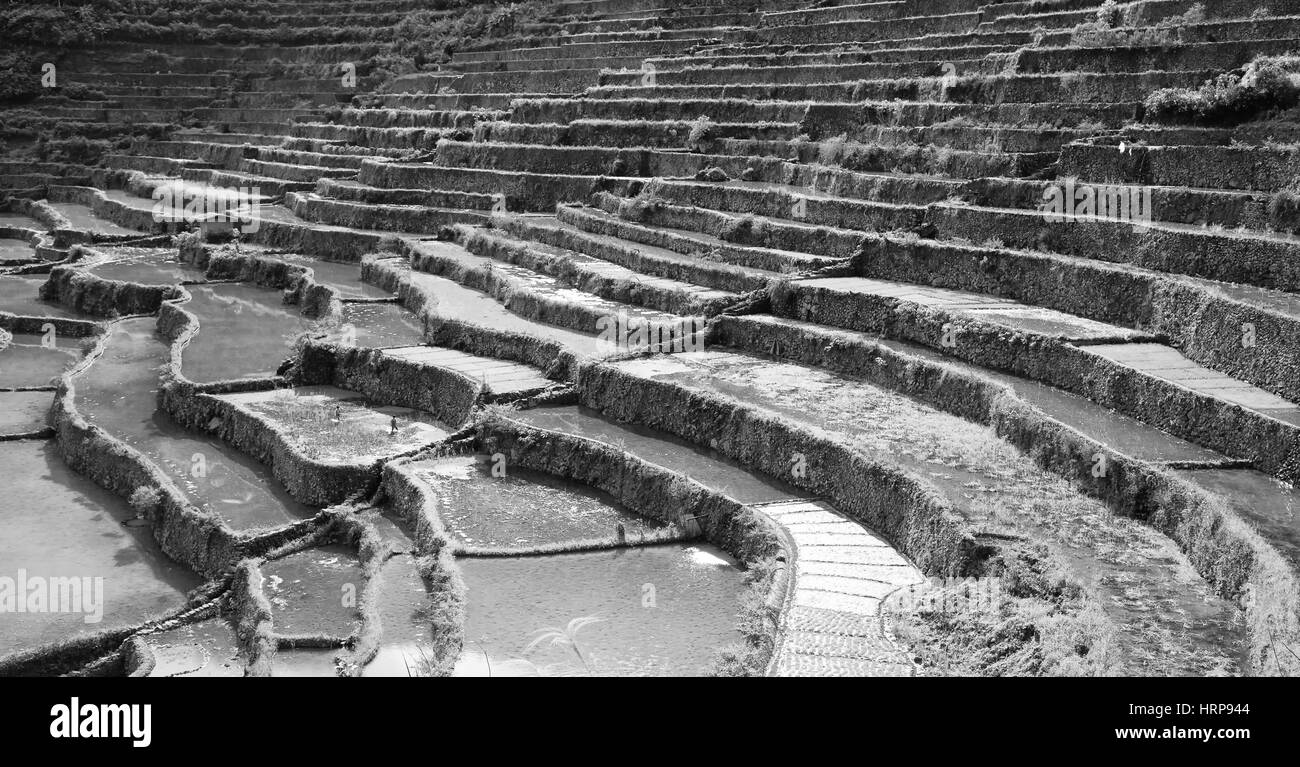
1, 1, 540, 63
0, 50, 43, 102
34, 135, 112, 165
1269, 184, 1300, 233
2, 1, 545, 99
391, 1, 548, 67
0, 3, 113, 47
56, 82, 107, 101
687, 116, 717, 151
1146, 55, 1300, 125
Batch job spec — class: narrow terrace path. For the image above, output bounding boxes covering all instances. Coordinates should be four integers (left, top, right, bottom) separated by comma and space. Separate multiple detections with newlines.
758, 499, 922, 677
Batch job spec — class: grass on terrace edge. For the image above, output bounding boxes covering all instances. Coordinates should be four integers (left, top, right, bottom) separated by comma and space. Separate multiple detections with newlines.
888, 545, 1119, 677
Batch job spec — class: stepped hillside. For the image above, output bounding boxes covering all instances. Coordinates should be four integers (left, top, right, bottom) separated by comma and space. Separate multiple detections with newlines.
2, 0, 1300, 677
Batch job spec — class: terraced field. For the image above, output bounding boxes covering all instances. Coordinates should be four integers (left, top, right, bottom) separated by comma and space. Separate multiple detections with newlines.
2, 0, 1299, 677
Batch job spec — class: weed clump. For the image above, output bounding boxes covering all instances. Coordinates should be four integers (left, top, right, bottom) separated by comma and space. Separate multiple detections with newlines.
128, 486, 162, 518
817, 133, 848, 166
711, 557, 781, 676
719, 214, 766, 245
889, 546, 1119, 676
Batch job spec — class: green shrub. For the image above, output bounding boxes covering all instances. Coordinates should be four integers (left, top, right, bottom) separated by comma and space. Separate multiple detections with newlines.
619, 193, 666, 223
719, 214, 766, 245
1269, 183, 1300, 233
34, 135, 110, 165
1146, 55, 1300, 125
817, 133, 848, 165
687, 115, 717, 151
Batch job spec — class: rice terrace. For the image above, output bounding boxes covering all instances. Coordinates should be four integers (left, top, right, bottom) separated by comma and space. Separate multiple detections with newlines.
2, 0, 1300, 682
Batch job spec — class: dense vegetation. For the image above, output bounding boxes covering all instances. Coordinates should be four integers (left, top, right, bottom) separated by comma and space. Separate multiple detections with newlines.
1, 1, 543, 101
0, 0, 543, 162
1069, 0, 1206, 48
1147, 55, 1300, 125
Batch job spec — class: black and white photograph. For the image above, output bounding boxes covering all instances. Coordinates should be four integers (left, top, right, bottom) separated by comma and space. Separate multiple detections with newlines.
0, 0, 1292, 746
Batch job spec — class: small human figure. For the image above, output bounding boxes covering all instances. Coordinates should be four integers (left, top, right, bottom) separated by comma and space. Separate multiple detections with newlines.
390, 415, 399, 436
615, 522, 627, 546
333, 404, 341, 424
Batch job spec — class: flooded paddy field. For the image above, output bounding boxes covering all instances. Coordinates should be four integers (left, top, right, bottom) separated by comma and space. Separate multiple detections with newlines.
0, 440, 199, 656
178, 283, 318, 383
407, 454, 671, 550
85, 247, 203, 285
455, 544, 744, 677
0, 274, 89, 319
0, 331, 84, 389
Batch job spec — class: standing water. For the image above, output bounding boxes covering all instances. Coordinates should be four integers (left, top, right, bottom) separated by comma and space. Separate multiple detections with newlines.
0, 275, 87, 319
410, 455, 671, 550
74, 318, 315, 530
0, 440, 198, 656
456, 544, 744, 677
0, 331, 83, 389
178, 283, 319, 383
